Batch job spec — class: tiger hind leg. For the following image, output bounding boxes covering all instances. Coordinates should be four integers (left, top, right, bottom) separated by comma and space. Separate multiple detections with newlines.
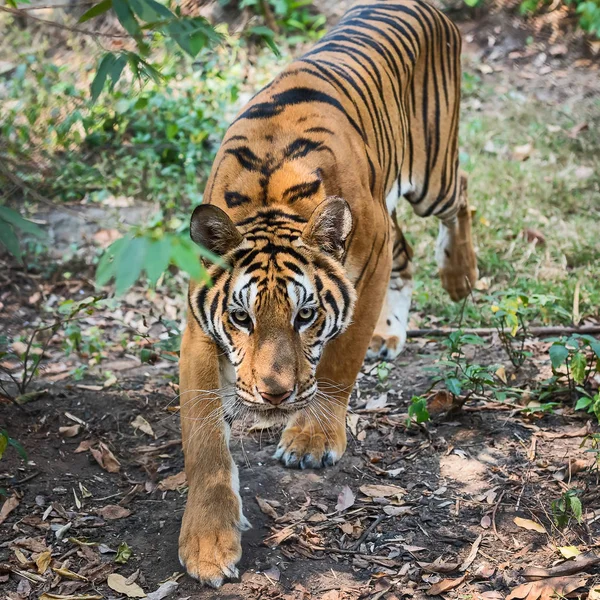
367, 215, 413, 361
436, 173, 478, 301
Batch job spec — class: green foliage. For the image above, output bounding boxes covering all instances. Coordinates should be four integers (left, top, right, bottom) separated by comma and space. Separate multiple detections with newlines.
490, 291, 568, 368
407, 395, 430, 425
376, 361, 391, 386
95, 224, 226, 295
536, 334, 600, 419
115, 541, 133, 564
0, 206, 45, 262
241, 0, 326, 42
0, 430, 27, 462
552, 489, 583, 527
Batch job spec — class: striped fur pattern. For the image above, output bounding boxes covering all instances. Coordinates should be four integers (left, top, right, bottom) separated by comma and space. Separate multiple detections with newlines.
179, 0, 477, 587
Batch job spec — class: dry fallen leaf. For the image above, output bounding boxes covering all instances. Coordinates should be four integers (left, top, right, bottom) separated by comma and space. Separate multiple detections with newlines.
90, 442, 121, 473
40, 595, 103, 600
524, 551, 600, 579
506, 575, 587, 600
59, 424, 81, 438
512, 143, 532, 161
461, 534, 483, 571
0, 494, 20, 525
158, 471, 187, 491
35, 550, 52, 574
514, 517, 547, 534
131, 415, 155, 438
145, 581, 179, 600
359, 484, 405, 498
427, 573, 466, 595
419, 556, 460, 574
335, 485, 355, 512
256, 496, 279, 519
557, 546, 580, 559
481, 515, 492, 529
107, 573, 146, 598
52, 567, 87, 581
97, 505, 132, 520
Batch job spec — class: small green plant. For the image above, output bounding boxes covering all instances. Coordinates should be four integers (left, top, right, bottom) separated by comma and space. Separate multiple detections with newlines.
376, 361, 391, 386
490, 292, 567, 368
542, 334, 600, 404
552, 489, 583, 527
0, 297, 104, 401
0, 206, 45, 262
433, 330, 498, 399
407, 395, 430, 425
0, 430, 27, 462
576, 392, 600, 423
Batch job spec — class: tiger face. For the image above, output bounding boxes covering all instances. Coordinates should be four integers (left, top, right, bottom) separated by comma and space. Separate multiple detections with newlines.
189, 198, 356, 417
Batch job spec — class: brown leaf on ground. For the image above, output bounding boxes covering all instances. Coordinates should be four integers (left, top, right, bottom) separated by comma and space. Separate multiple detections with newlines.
90, 442, 120, 473
335, 485, 355, 512
359, 484, 405, 498
157, 471, 187, 491
427, 390, 454, 416
74, 440, 93, 453
540, 423, 592, 439
418, 556, 461, 574
35, 550, 52, 574
131, 415, 155, 438
461, 535, 483, 571
523, 229, 546, 246
107, 573, 145, 598
506, 575, 587, 600
97, 505, 132, 520
523, 551, 600, 580
0, 495, 20, 525
256, 496, 279, 519
514, 517, 547, 534
59, 424, 81, 438
427, 573, 467, 595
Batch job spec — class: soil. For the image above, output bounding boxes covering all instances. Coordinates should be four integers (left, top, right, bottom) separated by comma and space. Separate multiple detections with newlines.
2, 3, 600, 599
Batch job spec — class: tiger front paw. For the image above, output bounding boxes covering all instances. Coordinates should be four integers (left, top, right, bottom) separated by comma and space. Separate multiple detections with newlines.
179, 487, 250, 587
274, 416, 346, 469
439, 261, 478, 302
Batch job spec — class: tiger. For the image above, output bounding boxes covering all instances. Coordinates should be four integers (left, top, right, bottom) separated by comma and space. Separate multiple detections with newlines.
178, 0, 477, 587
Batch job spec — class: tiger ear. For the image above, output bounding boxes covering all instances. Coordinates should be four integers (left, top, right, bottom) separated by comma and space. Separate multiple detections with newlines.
190, 204, 243, 256
302, 197, 353, 260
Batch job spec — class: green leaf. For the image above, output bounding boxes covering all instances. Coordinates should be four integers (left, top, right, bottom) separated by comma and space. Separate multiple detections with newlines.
568, 495, 583, 523
112, 0, 141, 37
446, 377, 462, 396
78, 0, 112, 23
115, 542, 132, 564
170, 240, 203, 282
571, 352, 587, 385
129, 0, 173, 21
8, 437, 27, 461
0, 432, 8, 460
91, 52, 117, 103
0, 221, 21, 261
408, 396, 430, 424
115, 235, 149, 295
549, 343, 569, 370
0, 206, 45, 237
575, 396, 592, 411
145, 237, 171, 285
248, 25, 281, 56
108, 54, 128, 90
96, 235, 129, 287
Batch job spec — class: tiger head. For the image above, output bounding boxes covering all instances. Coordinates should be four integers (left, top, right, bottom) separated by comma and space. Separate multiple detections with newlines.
188, 198, 356, 417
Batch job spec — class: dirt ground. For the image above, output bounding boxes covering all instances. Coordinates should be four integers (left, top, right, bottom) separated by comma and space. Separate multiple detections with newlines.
2, 3, 600, 600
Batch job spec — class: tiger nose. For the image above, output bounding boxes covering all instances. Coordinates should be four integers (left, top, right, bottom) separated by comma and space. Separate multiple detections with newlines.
259, 390, 292, 406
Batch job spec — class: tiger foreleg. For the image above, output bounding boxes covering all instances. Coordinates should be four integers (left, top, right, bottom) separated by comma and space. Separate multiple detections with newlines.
367, 219, 413, 360
437, 173, 478, 301
178, 320, 250, 588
